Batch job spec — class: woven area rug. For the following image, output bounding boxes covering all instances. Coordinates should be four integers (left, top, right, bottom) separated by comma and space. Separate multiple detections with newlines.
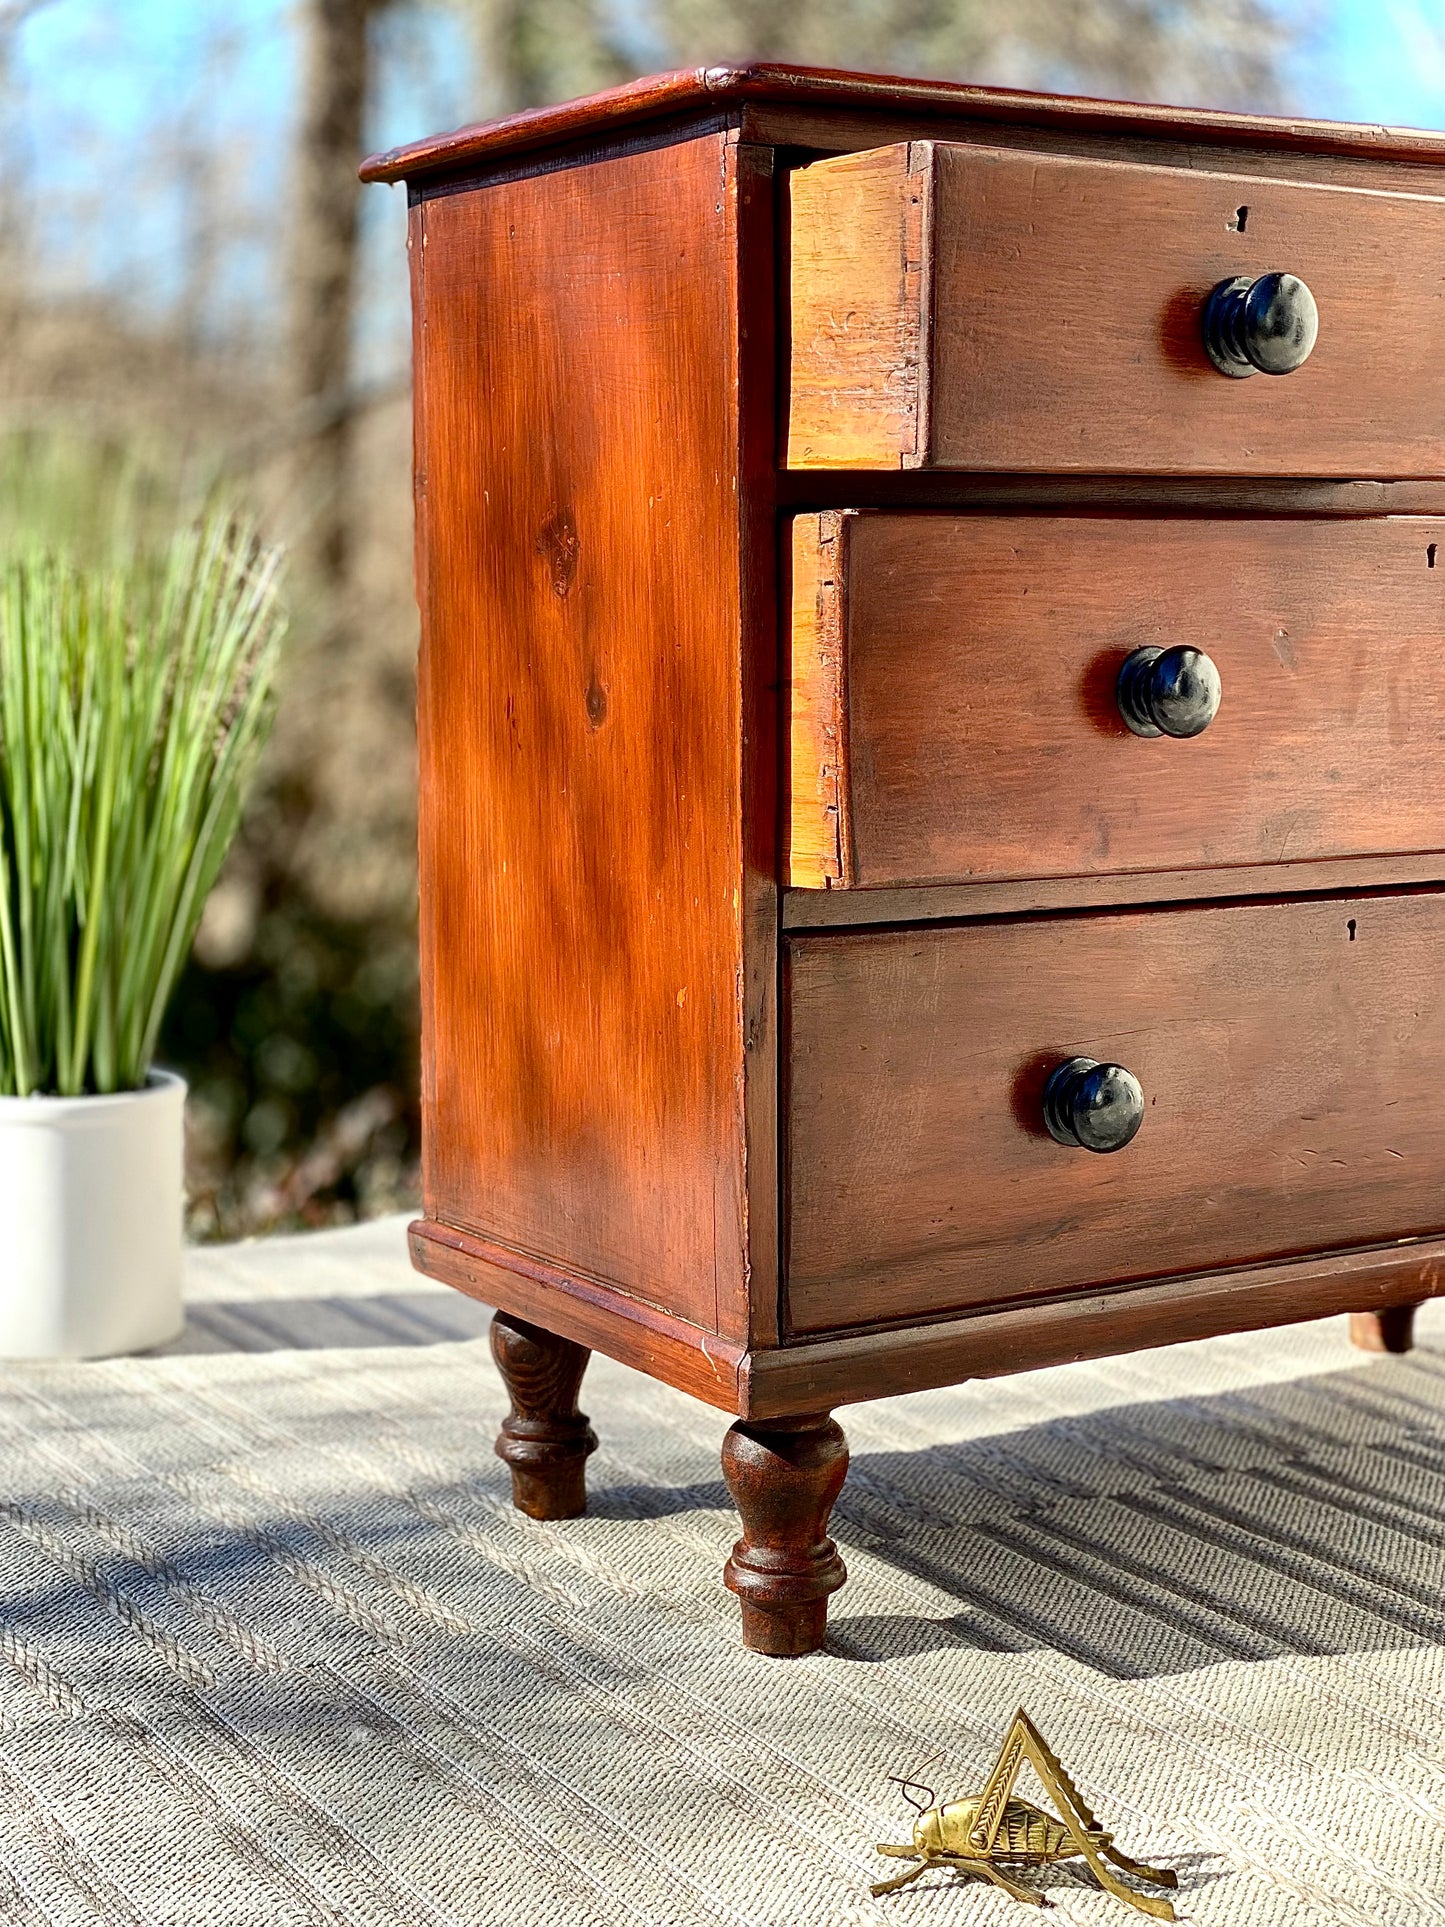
1, 1221, 1443, 1925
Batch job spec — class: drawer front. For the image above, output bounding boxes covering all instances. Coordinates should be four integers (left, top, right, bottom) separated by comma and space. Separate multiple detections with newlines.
788, 142, 1445, 476
789, 513, 1445, 890
785, 893, 1445, 1333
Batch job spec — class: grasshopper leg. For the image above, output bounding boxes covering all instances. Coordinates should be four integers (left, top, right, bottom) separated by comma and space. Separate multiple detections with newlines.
870, 1856, 935, 1897
1086, 1867, 1177, 1921
972, 1862, 1048, 1906
1097, 1843, 1179, 1890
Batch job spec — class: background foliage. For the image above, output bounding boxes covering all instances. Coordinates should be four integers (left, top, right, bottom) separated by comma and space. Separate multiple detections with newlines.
4, 0, 1435, 1233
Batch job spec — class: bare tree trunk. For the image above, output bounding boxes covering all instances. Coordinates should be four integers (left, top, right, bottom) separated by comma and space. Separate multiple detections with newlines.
469, 0, 530, 114
0, 2, 56, 323
467, 0, 633, 120
288, 0, 375, 614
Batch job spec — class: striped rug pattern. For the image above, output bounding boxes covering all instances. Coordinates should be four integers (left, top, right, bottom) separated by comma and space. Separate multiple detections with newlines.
0, 1218, 1442, 1924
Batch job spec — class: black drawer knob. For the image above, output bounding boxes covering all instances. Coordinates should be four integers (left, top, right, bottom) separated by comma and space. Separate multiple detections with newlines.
1117, 645, 1222, 739
1202, 271, 1319, 378
1042, 1057, 1145, 1153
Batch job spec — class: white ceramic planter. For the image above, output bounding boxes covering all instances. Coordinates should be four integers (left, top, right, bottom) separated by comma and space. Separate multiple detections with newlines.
0, 1070, 185, 1358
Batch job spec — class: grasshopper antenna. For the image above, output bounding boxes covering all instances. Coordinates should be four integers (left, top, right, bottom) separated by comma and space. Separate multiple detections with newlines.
888, 1748, 944, 1813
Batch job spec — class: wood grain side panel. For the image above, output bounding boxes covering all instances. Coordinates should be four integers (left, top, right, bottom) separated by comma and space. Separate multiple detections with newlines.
732, 140, 784, 1352
407, 201, 430, 663
410, 1221, 744, 1413
786, 513, 852, 888
747, 1237, 1445, 1416
786, 144, 925, 469
828, 514, 1445, 889
786, 893, 1445, 1332
926, 144, 1445, 476
413, 139, 746, 1334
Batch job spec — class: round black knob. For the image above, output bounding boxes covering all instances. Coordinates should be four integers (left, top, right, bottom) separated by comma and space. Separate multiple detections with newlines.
1202, 271, 1319, 378
1117, 645, 1222, 739
1042, 1056, 1145, 1153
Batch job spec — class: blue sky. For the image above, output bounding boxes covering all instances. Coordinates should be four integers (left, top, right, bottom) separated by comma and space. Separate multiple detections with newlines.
14, 1, 473, 369
11, 0, 1445, 377
1299, 0, 1445, 128
18, 0, 1442, 146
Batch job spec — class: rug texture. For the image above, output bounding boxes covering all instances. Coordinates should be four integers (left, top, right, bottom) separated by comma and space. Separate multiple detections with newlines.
0, 1219, 1443, 1925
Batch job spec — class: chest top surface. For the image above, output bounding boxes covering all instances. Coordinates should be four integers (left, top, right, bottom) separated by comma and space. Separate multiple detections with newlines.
362, 59, 1445, 187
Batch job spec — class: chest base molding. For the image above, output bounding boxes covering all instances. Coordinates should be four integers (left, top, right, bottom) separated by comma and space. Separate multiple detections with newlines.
410, 1215, 1445, 1423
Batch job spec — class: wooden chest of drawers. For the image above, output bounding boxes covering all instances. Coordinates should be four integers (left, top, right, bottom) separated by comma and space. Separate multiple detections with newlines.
364, 65, 1445, 1655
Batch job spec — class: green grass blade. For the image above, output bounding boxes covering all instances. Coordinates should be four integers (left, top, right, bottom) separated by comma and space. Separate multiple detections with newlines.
0, 496, 285, 1096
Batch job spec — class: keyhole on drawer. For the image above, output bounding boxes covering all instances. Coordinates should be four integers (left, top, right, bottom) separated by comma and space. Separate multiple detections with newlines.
1347, 919, 1357, 941
1429, 543, 1437, 569
1227, 204, 1249, 232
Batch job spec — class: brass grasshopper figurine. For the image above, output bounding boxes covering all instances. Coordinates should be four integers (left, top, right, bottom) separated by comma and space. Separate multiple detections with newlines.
873, 1708, 1178, 1916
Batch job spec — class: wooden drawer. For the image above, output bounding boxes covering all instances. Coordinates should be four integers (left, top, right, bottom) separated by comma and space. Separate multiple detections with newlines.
785, 891, 1445, 1334
788, 142, 1445, 476
788, 512, 1445, 890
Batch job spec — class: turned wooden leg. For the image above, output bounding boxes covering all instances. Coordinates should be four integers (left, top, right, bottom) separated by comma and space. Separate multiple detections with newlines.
1350, 1304, 1420, 1355
490, 1312, 598, 1520
721, 1413, 848, 1657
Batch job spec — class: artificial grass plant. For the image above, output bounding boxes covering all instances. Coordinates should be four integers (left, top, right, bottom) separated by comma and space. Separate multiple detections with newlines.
0, 507, 285, 1096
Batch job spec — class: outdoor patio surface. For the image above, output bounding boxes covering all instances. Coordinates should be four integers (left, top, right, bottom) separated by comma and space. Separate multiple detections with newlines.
0, 1219, 1443, 1924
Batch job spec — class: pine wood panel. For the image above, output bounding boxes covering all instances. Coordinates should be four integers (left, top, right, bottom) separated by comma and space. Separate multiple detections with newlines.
787, 513, 1445, 890
787, 512, 850, 887
787, 146, 925, 470
788, 142, 1445, 475
411, 137, 753, 1335
786, 893, 1445, 1332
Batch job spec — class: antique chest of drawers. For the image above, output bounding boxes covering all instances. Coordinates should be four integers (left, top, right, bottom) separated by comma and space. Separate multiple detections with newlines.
364, 65, 1445, 1655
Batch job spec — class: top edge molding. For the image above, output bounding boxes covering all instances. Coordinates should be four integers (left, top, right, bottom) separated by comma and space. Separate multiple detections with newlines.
360, 60, 1445, 186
